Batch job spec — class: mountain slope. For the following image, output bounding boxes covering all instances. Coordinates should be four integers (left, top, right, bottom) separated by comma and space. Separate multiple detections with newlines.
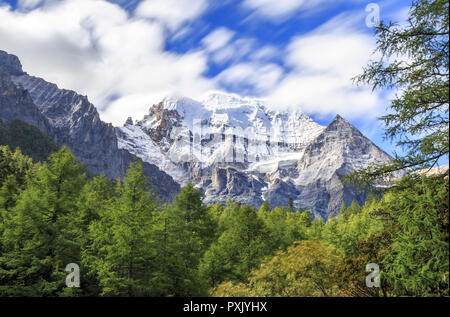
0, 50, 179, 201
291, 115, 393, 218
0, 61, 52, 136
117, 94, 394, 219
0, 119, 58, 162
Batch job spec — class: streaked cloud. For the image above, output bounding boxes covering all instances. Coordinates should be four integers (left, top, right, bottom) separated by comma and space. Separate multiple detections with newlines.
241, 0, 357, 22
17, 0, 44, 10
268, 13, 383, 119
135, 0, 208, 32
216, 62, 284, 95
201, 27, 235, 52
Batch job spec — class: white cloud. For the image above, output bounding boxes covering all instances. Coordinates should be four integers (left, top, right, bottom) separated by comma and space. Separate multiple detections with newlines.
250, 45, 279, 61
201, 28, 258, 65
285, 29, 374, 80
243, 0, 305, 20
0, 0, 215, 125
268, 74, 379, 118
170, 26, 193, 41
0, 0, 388, 127
242, 0, 351, 21
216, 62, 284, 95
135, 0, 208, 32
201, 27, 235, 52
267, 13, 385, 119
17, 0, 44, 10
211, 38, 256, 65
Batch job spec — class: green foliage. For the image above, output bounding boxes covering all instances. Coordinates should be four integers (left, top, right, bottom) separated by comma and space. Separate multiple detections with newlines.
157, 184, 217, 296
213, 240, 341, 297
349, 0, 449, 186
0, 146, 34, 210
200, 202, 271, 289
382, 175, 449, 296
82, 161, 158, 296
258, 206, 310, 251
0, 131, 447, 297
0, 119, 58, 163
0, 146, 86, 296
77, 174, 117, 296
332, 228, 393, 297
214, 173, 448, 297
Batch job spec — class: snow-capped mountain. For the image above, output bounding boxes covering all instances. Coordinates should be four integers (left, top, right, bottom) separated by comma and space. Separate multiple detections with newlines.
117, 93, 324, 182
0, 49, 395, 219
116, 92, 393, 219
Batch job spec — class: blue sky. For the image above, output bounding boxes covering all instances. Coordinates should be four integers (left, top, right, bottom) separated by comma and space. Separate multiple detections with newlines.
0, 0, 419, 158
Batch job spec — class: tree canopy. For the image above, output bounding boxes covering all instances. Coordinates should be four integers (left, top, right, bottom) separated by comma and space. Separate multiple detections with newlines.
351, 0, 449, 186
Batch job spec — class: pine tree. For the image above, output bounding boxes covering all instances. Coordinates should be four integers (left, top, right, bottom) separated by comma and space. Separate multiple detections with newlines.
0, 146, 86, 296
350, 0, 449, 185
299, 208, 313, 227
83, 160, 158, 296
258, 200, 271, 214
160, 184, 216, 296
0, 146, 34, 210
201, 204, 271, 288
288, 198, 294, 213
77, 174, 118, 296
383, 175, 449, 296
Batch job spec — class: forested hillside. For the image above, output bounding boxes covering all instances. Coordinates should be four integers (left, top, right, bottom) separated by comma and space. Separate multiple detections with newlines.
0, 145, 447, 296
0, 119, 58, 162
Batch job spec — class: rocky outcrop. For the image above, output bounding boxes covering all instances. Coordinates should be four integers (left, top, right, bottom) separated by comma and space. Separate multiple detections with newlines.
117, 94, 395, 219
0, 51, 23, 76
0, 50, 179, 201
0, 52, 52, 135
11, 73, 123, 177
0, 76, 54, 136
292, 115, 393, 218
204, 166, 266, 206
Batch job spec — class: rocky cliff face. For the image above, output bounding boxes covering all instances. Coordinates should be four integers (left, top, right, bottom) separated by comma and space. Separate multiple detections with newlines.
117, 94, 394, 219
0, 49, 396, 218
0, 50, 179, 201
292, 115, 393, 218
0, 57, 52, 136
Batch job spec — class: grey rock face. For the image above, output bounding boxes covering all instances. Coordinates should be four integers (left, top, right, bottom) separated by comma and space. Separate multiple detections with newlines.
204, 166, 266, 207
0, 50, 179, 201
293, 115, 392, 218
117, 95, 394, 219
264, 179, 301, 209
11, 73, 121, 176
0, 51, 23, 76
125, 117, 133, 126
0, 69, 52, 135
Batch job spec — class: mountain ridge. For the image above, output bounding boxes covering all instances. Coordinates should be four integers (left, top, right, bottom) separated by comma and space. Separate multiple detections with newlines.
0, 50, 180, 202
117, 92, 393, 219
0, 49, 395, 218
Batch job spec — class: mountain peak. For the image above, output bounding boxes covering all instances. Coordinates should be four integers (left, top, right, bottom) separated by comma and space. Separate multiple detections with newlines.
326, 114, 355, 130
0, 50, 24, 76
332, 114, 347, 123
124, 117, 133, 126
